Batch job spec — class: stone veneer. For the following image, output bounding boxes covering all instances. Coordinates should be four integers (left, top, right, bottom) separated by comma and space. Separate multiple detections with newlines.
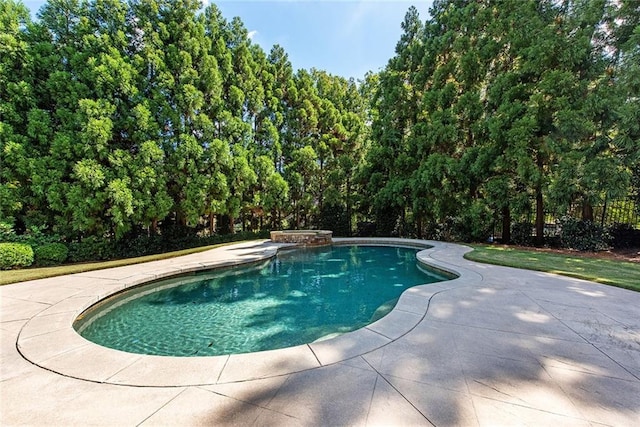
270, 230, 333, 246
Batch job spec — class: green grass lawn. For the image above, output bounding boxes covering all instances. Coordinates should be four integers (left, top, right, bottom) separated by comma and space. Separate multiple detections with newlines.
0, 242, 241, 286
465, 245, 640, 292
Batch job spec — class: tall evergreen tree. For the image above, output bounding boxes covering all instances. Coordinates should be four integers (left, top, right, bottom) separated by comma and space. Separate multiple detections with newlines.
364, 6, 424, 235
0, 0, 32, 227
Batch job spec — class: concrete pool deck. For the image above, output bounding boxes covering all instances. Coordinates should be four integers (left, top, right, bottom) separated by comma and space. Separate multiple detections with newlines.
1, 238, 639, 426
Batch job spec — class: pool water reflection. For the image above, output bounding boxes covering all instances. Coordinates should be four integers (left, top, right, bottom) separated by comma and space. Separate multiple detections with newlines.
74, 245, 450, 356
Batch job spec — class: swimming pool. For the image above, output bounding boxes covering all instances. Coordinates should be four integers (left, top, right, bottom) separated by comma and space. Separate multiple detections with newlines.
74, 245, 451, 356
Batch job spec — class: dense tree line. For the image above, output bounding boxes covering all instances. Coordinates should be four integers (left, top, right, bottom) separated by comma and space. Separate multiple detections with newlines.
1, 0, 367, 242
364, 0, 639, 243
1, 0, 638, 251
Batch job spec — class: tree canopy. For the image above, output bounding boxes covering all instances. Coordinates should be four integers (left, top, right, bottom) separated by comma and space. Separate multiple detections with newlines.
1, 0, 638, 246
362, 0, 639, 241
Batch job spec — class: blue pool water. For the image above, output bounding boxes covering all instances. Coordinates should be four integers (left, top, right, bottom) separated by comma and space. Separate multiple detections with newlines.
74, 245, 450, 356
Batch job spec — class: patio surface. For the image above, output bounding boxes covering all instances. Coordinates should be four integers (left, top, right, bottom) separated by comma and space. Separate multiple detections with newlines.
1, 238, 639, 426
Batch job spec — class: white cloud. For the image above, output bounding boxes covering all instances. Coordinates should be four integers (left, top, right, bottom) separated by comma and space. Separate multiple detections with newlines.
247, 30, 258, 40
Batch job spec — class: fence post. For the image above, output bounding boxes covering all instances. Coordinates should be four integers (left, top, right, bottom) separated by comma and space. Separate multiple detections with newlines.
601, 197, 607, 227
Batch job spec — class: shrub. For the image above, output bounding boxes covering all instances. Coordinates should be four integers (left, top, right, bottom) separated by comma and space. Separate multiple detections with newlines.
559, 216, 610, 251
433, 216, 476, 242
357, 221, 376, 237
115, 233, 164, 258
318, 203, 350, 237
67, 237, 117, 263
609, 223, 640, 249
67, 230, 271, 262
0, 222, 16, 242
34, 243, 69, 266
511, 222, 534, 246
374, 207, 402, 237
0, 243, 34, 270
0, 223, 62, 248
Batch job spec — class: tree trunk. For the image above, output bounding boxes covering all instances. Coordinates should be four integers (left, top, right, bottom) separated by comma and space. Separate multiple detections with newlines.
501, 206, 511, 244
582, 200, 594, 222
209, 213, 216, 235
177, 211, 187, 227
535, 187, 544, 247
416, 212, 423, 239
535, 150, 545, 247
600, 197, 608, 226
229, 215, 235, 234
217, 214, 233, 234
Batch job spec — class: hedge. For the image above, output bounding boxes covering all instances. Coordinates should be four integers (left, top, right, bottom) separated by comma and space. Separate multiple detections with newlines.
559, 217, 611, 251
34, 243, 69, 266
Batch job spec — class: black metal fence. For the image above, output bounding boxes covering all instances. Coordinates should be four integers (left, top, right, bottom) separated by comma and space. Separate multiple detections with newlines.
492, 198, 639, 242
550, 198, 640, 229
594, 198, 640, 228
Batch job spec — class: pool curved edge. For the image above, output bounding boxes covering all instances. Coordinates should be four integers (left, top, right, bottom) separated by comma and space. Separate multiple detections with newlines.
15, 238, 475, 387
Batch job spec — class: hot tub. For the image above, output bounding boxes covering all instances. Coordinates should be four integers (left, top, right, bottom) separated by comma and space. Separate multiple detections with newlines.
270, 230, 333, 246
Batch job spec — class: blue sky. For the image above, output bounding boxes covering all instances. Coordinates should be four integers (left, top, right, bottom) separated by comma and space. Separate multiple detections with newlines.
23, 0, 434, 80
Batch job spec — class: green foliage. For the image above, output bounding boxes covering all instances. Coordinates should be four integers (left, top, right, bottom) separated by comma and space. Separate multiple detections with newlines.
360, 0, 638, 242
0, 223, 60, 251
2, 0, 638, 247
1, 0, 370, 239
0, 222, 16, 242
0, 242, 34, 269
67, 237, 117, 263
66, 229, 271, 263
34, 243, 68, 266
432, 217, 469, 242
608, 223, 640, 249
559, 216, 611, 252
430, 209, 492, 243
373, 206, 402, 237
511, 222, 534, 246
318, 203, 350, 237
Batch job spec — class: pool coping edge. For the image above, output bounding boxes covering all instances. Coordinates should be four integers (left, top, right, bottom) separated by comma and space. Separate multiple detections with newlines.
15, 238, 478, 387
